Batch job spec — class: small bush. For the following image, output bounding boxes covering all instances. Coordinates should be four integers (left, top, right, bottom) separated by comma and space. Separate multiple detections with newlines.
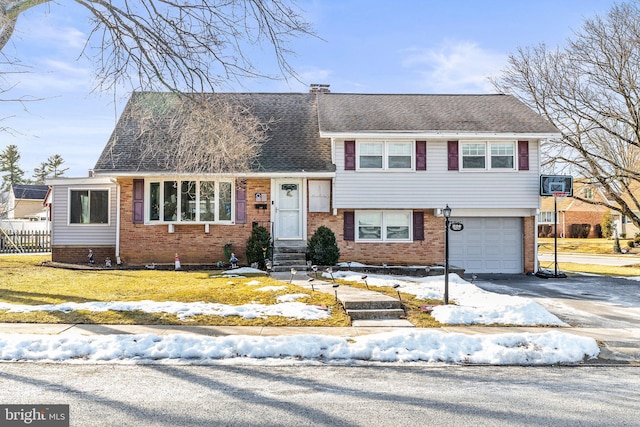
246, 226, 271, 269
601, 211, 614, 238
307, 226, 340, 266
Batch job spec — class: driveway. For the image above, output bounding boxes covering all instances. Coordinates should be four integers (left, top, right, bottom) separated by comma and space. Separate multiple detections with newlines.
471, 273, 640, 328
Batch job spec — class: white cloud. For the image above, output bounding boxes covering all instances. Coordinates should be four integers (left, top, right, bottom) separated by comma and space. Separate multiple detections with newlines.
401, 39, 507, 93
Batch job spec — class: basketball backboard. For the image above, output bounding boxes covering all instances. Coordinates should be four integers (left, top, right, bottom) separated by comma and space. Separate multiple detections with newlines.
540, 175, 573, 196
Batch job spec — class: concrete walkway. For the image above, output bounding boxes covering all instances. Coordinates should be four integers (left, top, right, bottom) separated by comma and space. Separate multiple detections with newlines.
0, 271, 637, 364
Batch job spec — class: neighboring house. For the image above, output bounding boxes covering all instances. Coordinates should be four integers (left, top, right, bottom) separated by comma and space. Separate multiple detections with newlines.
47, 91, 559, 274
4, 184, 49, 221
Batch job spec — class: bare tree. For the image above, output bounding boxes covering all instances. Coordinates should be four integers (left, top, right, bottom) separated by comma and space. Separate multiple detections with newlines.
492, 1, 640, 228
117, 92, 271, 175
1, 0, 313, 92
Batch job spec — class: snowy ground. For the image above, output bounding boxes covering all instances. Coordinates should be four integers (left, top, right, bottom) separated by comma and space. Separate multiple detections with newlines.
0, 268, 600, 365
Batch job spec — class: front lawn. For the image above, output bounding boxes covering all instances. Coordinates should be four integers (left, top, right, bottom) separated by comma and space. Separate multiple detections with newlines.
0, 255, 350, 326
538, 237, 639, 255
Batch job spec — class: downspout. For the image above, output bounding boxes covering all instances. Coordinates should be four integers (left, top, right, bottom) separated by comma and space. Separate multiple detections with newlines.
113, 179, 121, 264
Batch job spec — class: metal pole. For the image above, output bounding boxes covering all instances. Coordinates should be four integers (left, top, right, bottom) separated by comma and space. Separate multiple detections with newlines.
444, 215, 449, 305
554, 194, 558, 277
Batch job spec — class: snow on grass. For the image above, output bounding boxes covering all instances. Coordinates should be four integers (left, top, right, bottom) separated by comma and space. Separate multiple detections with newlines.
0, 300, 329, 321
333, 271, 568, 326
0, 330, 598, 365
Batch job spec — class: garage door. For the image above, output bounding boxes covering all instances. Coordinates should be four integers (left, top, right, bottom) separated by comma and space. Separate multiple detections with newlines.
448, 217, 523, 274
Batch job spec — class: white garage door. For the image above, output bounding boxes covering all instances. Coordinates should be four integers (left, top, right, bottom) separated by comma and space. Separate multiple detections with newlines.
448, 217, 523, 274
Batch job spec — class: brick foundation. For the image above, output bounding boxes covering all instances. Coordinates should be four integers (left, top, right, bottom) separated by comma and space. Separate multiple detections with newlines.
52, 245, 116, 265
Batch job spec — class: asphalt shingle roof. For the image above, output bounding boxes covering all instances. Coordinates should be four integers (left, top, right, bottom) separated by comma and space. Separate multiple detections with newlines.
94, 92, 558, 174
94, 92, 334, 174
317, 93, 559, 134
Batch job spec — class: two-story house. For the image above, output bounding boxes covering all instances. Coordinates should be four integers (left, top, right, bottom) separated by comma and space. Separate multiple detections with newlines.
47, 91, 559, 274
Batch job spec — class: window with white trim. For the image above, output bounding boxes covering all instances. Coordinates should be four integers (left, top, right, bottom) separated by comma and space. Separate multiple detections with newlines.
69, 189, 109, 224
538, 211, 555, 223
357, 141, 413, 170
147, 179, 233, 223
461, 141, 516, 170
356, 211, 412, 241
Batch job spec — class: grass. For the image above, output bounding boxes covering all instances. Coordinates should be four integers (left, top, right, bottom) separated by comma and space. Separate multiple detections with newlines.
538, 237, 640, 276
0, 255, 351, 326
538, 237, 639, 255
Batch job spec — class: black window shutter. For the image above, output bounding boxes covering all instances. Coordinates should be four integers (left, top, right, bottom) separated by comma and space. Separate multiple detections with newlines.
416, 141, 427, 171
413, 211, 424, 241
235, 188, 246, 224
133, 179, 144, 224
344, 211, 355, 241
518, 141, 529, 171
344, 141, 356, 171
447, 141, 459, 171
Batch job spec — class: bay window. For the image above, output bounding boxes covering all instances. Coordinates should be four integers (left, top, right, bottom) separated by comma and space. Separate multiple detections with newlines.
148, 179, 233, 223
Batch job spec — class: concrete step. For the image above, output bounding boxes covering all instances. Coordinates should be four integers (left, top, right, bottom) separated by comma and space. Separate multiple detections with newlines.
271, 265, 309, 273
343, 300, 403, 310
346, 308, 406, 320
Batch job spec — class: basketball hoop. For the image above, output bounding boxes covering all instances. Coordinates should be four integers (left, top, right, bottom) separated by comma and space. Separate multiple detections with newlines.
552, 191, 569, 199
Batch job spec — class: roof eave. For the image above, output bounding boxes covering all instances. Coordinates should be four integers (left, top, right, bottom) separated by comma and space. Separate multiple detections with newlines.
319, 131, 561, 140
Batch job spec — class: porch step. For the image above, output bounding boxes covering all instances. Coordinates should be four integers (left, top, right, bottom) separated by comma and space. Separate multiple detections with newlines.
271, 241, 308, 272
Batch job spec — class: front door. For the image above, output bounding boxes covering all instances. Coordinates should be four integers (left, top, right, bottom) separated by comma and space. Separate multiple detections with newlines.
274, 180, 303, 240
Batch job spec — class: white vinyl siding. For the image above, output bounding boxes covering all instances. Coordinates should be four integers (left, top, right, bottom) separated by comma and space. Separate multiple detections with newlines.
51, 183, 117, 246
334, 139, 541, 209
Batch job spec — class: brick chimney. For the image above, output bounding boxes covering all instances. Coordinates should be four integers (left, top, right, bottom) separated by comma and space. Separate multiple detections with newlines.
309, 84, 330, 93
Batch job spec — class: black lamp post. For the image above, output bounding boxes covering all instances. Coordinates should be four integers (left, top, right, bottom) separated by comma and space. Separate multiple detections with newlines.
443, 204, 452, 305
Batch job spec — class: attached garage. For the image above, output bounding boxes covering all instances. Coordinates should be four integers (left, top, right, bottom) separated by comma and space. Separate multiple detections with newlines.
448, 217, 523, 274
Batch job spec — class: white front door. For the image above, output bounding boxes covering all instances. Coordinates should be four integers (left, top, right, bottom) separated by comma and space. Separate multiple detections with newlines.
274, 180, 303, 240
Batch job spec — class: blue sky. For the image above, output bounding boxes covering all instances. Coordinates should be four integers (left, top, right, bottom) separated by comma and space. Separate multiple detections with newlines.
1, 0, 617, 177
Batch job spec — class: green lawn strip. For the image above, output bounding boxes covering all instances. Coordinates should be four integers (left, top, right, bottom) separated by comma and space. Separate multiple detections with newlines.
547, 262, 640, 277
538, 237, 638, 255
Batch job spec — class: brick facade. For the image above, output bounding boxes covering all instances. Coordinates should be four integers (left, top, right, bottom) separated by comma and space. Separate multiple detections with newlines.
308, 210, 445, 266
53, 178, 536, 272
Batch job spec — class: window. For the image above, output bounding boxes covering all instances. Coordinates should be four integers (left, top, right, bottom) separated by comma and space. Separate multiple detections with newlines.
357, 141, 413, 170
462, 143, 485, 169
359, 143, 383, 169
460, 141, 516, 170
490, 143, 514, 168
356, 211, 412, 241
148, 179, 233, 223
538, 211, 555, 223
69, 190, 109, 224
584, 187, 593, 199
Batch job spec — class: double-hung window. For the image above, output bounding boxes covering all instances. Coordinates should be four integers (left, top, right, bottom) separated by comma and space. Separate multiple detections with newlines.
538, 211, 555, 223
356, 211, 412, 241
460, 141, 516, 170
357, 141, 413, 170
147, 179, 233, 223
69, 189, 109, 224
